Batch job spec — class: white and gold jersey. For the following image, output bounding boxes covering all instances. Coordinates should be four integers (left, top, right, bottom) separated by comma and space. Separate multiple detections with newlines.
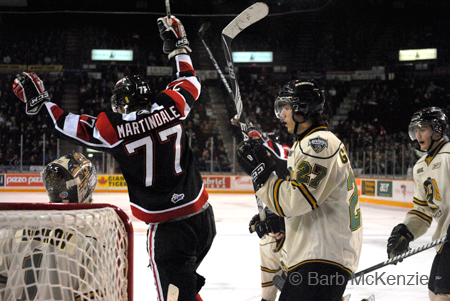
256, 126, 363, 275
259, 235, 286, 301
404, 140, 450, 251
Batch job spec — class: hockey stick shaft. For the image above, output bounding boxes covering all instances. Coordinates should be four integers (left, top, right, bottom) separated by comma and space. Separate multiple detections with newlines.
221, 2, 269, 221
273, 236, 448, 290
352, 236, 448, 279
198, 22, 234, 99
165, 0, 172, 26
167, 284, 179, 301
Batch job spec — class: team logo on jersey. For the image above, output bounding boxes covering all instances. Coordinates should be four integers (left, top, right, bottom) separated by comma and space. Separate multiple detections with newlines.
308, 136, 328, 153
60, 191, 68, 198
171, 193, 185, 203
433, 162, 441, 170
423, 177, 441, 211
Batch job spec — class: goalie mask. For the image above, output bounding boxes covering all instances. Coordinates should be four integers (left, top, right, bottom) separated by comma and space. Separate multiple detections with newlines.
41, 153, 97, 204
408, 107, 448, 151
274, 79, 325, 120
111, 75, 152, 114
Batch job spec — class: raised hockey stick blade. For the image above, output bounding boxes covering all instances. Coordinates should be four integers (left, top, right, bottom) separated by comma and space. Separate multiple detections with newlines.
198, 22, 234, 99
221, 2, 269, 220
167, 284, 179, 301
221, 2, 269, 139
352, 236, 448, 279
222, 2, 269, 40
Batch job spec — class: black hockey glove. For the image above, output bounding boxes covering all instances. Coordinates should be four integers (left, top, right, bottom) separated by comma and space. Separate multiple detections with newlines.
387, 223, 414, 259
237, 139, 276, 186
13, 72, 50, 115
249, 208, 285, 238
157, 15, 191, 59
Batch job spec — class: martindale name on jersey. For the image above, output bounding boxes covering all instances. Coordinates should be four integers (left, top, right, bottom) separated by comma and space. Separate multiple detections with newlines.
116, 105, 181, 139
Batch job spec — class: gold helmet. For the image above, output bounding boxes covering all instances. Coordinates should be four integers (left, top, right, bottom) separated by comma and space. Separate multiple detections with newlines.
41, 153, 97, 203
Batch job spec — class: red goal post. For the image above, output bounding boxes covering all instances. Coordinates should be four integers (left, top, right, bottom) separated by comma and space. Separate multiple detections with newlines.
0, 202, 134, 301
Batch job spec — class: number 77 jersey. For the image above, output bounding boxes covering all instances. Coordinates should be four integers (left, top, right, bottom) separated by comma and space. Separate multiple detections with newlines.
40, 54, 207, 223
256, 126, 363, 275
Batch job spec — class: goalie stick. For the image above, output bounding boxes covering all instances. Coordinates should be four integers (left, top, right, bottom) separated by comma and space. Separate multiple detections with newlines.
221, 2, 269, 221
273, 236, 448, 290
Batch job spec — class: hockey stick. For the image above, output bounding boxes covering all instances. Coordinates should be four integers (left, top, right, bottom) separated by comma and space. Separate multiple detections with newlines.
222, 2, 269, 221
273, 274, 285, 291
198, 22, 234, 99
352, 236, 448, 279
165, 0, 172, 26
221, 2, 269, 141
167, 284, 179, 301
200, 21, 266, 221
273, 236, 448, 291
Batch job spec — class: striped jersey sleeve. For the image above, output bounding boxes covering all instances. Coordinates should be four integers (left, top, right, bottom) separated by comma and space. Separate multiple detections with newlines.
43, 103, 121, 150
159, 54, 200, 119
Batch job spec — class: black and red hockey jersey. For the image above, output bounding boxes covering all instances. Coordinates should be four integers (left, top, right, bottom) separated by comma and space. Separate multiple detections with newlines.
41, 54, 208, 223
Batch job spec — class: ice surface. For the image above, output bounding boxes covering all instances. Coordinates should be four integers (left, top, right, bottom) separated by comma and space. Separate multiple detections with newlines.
1, 192, 437, 300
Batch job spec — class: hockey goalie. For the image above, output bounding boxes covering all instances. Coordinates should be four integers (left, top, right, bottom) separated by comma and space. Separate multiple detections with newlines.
0, 153, 112, 300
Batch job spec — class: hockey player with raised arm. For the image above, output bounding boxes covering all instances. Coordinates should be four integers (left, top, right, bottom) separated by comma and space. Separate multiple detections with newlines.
236, 79, 363, 301
12, 16, 215, 301
387, 107, 450, 301
0, 153, 102, 300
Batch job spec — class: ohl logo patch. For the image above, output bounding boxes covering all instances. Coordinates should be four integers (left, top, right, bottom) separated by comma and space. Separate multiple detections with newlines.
308, 136, 328, 153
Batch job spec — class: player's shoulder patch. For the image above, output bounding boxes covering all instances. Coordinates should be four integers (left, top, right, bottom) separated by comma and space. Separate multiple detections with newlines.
308, 135, 329, 153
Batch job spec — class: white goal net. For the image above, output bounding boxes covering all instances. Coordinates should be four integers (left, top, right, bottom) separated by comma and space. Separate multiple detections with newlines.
0, 203, 133, 301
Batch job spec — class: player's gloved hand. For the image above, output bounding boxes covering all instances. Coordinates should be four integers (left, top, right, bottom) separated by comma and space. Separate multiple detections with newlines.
237, 138, 276, 186
249, 208, 284, 238
387, 223, 414, 259
157, 15, 191, 59
13, 72, 49, 115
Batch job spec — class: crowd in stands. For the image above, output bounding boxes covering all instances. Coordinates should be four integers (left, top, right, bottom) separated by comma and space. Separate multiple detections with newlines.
0, 73, 63, 171
1, 8, 450, 177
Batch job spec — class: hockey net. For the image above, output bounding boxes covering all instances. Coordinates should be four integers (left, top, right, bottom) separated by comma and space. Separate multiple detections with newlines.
0, 203, 133, 301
